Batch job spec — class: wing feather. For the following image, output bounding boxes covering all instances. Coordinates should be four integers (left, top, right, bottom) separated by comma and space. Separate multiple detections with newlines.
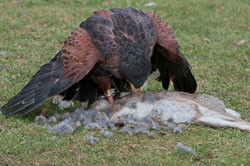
60, 28, 103, 82
147, 11, 197, 93
151, 44, 197, 93
146, 11, 189, 65
1, 28, 102, 116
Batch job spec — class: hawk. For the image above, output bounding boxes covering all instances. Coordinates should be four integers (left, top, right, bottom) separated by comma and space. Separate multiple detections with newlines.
1, 7, 197, 117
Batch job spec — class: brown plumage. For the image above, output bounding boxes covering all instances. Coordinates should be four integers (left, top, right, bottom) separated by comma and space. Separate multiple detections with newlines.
1, 7, 197, 117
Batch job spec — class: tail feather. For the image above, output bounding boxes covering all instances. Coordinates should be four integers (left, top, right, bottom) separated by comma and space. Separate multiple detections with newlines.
4, 91, 35, 108
3, 93, 35, 111
3, 83, 51, 110
17, 84, 39, 96
1, 54, 73, 116
18, 98, 47, 117
59, 74, 104, 105
3, 100, 34, 116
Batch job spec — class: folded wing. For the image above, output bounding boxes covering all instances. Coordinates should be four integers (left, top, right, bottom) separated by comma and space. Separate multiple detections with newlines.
146, 11, 197, 93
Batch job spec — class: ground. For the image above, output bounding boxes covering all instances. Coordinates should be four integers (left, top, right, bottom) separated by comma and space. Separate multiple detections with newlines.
0, 0, 249, 165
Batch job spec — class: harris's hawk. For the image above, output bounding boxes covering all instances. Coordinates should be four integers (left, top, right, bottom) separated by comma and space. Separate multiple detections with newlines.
1, 7, 197, 117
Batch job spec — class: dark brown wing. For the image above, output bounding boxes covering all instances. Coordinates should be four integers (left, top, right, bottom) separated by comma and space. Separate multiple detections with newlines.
61, 28, 103, 82
1, 28, 102, 116
146, 11, 197, 93
80, 7, 157, 88
146, 11, 189, 64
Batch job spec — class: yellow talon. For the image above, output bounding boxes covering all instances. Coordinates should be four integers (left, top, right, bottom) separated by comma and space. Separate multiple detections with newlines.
130, 84, 142, 92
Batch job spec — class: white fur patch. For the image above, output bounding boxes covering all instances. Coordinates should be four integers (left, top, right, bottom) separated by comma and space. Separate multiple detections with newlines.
153, 100, 197, 124
225, 108, 241, 118
52, 95, 64, 104
59, 100, 73, 110
82, 101, 89, 109
113, 102, 153, 120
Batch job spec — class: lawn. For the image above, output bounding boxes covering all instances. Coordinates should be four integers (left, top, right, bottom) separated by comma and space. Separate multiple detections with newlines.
0, 0, 249, 165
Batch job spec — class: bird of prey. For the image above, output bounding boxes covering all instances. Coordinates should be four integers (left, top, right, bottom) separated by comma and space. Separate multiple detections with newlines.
1, 7, 197, 117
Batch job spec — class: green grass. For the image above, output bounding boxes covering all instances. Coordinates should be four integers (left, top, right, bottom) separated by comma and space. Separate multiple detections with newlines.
0, 0, 249, 165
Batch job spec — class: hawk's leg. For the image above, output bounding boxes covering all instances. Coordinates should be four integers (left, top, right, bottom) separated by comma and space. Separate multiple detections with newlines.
106, 89, 114, 105
96, 76, 114, 105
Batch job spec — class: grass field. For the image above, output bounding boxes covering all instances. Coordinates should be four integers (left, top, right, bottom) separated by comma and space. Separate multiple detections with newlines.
0, 0, 249, 165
